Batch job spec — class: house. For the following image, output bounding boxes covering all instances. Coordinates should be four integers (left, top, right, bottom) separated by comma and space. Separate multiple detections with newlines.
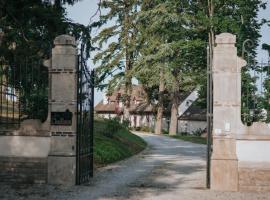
177, 104, 207, 134
95, 85, 155, 128
95, 85, 207, 134
177, 89, 207, 134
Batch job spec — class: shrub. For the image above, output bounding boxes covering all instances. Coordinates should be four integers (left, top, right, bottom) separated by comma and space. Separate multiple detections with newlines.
96, 118, 124, 138
192, 128, 204, 137
162, 129, 169, 135
180, 132, 188, 136
122, 119, 130, 128
140, 126, 153, 133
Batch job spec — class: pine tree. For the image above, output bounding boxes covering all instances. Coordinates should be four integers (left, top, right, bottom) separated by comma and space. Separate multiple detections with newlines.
0, 0, 90, 120
135, 0, 206, 135
91, 0, 139, 122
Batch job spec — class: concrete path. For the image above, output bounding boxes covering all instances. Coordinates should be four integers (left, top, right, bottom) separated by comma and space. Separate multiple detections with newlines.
3, 132, 270, 200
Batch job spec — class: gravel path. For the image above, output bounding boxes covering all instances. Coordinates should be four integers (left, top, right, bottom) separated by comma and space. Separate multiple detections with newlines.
2, 132, 270, 200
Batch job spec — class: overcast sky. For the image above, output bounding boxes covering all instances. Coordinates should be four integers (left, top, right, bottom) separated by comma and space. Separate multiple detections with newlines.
66, 0, 270, 104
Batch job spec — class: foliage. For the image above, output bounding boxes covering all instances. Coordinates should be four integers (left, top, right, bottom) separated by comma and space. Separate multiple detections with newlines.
94, 118, 146, 166
0, 0, 91, 121
192, 128, 204, 137
90, 0, 139, 120
193, 0, 266, 109
95, 117, 124, 138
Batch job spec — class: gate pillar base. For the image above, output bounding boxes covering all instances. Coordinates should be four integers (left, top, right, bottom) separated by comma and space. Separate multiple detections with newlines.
211, 137, 238, 191
211, 159, 238, 191
48, 155, 76, 186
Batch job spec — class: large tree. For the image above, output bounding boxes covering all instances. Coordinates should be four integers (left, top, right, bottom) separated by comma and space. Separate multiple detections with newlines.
91, 0, 139, 122
135, 0, 206, 135
192, 0, 266, 125
0, 0, 90, 121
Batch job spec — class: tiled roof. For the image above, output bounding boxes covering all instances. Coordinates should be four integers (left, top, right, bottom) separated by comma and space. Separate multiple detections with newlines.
178, 104, 207, 121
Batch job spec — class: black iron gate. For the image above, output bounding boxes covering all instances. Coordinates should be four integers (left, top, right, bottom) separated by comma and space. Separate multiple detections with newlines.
0, 59, 48, 130
76, 49, 94, 185
241, 39, 270, 125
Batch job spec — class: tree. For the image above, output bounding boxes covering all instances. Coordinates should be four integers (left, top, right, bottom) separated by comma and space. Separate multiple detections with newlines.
91, 0, 139, 122
135, 0, 206, 135
193, 0, 266, 125
0, 0, 91, 121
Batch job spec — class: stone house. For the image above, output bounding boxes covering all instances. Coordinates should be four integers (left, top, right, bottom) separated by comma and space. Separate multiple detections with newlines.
95, 85, 207, 134
95, 85, 155, 128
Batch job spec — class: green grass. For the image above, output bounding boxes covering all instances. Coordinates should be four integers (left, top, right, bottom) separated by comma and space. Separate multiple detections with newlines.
94, 119, 146, 167
170, 135, 207, 145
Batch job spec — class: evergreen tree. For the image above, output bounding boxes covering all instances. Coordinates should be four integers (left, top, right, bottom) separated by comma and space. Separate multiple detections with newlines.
0, 0, 91, 121
91, 0, 139, 122
135, 0, 206, 135
192, 0, 266, 125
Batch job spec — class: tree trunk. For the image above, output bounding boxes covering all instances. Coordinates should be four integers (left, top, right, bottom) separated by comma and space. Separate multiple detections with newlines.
123, 3, 132, 123
169, 76, 180, 135
169, 101, 178, 135
155, 68, 165, 134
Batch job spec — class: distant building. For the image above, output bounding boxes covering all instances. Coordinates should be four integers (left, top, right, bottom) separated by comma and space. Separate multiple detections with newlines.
95, 85, 207, 134
95, 85, 155, 128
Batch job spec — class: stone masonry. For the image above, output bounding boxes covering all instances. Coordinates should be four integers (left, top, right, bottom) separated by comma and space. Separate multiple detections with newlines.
211, 33, 270, 192
47, 35, 78, 186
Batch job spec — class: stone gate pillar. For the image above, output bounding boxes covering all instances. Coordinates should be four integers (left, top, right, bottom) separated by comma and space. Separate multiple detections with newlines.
211, 33, 247, 191
48, 35, 77, 186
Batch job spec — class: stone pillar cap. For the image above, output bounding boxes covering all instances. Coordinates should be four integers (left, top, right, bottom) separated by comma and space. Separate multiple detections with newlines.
215, 33, 236, 45
54, 35, 76, 46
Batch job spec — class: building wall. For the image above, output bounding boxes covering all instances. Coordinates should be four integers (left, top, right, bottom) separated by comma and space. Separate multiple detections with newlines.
177, 120, 206, 134
129, 114, 155, 128
97, 113, 155, 128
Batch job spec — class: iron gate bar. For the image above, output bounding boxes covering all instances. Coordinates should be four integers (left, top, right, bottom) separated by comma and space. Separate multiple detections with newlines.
76, 46, 94, 185
206, 45, 213, 189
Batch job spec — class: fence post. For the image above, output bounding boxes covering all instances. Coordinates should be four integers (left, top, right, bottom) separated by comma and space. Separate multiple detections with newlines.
47, 35, 77, 186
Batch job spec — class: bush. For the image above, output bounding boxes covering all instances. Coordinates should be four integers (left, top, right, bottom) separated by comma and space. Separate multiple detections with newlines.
162, 129, 169, 135
179, 132, 188, 136
95, 118, 124, 138
122, 119, 130, 128
192, 128, 204, 137
140, 126, 153, 133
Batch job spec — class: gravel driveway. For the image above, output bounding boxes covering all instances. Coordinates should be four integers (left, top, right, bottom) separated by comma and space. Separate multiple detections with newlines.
2, 132, 270, 200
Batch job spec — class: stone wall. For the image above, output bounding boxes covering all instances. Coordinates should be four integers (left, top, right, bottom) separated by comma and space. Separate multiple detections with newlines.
211, 33, 270, 192
0, 157, 47, 184
0, 120, 50, 184
0, 35, 77, 186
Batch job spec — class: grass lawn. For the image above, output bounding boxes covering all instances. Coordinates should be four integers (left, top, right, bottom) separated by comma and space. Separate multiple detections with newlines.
94, 119, 147, 167
170, 135, 207, 145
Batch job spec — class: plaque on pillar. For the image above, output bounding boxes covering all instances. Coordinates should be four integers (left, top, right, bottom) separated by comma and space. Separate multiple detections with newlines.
51, 109, 72, 126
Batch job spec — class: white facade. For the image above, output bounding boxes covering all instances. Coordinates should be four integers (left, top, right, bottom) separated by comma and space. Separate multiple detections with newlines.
177, 120, 207, 134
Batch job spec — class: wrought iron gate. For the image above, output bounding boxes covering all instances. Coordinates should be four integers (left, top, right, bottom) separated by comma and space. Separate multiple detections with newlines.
241, 39, 270, 125
0, 59, 48, 130
76, 49, 94, 184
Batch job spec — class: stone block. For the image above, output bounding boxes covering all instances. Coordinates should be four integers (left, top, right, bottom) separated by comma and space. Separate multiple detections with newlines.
212, 137, 237, 159
239, 162, 270, 192
52, 53, 76, 70
0, 136, 50, 157
211, 158, 238, 191
0, 157, 47, 184
48, 156, 76, 186
54, 35, 76, 46
49, 136, 76, 156
51, 74, 76, 101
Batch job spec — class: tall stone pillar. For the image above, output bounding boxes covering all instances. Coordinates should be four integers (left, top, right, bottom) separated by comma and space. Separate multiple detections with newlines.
47, 35, 77, 186
211, 33, 246, 191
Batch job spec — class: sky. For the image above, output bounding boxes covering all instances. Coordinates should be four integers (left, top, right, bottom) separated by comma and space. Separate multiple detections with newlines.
66, 0, 270, 104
